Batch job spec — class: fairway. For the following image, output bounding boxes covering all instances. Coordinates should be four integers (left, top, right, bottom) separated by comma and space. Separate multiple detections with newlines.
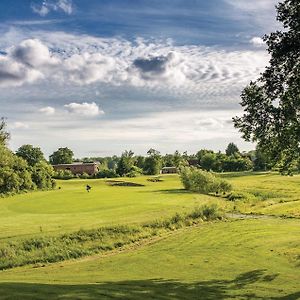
0, 175, 228, 240
0, 173, 300, 299
0, 218, 299, 299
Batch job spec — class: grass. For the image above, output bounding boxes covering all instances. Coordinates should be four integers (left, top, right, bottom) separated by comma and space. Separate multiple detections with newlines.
0, 205, 222, 270
224, 172, 300, 217
0, 218, 299, 299
0, 175, 228, 241
0, 172, 300, 299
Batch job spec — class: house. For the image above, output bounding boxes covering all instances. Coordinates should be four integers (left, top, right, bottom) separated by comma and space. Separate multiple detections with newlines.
53, 162, 99, 176
160, 166, 178, 174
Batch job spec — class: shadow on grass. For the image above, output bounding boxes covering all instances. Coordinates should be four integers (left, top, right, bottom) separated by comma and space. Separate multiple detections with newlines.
0, 269, 298, 300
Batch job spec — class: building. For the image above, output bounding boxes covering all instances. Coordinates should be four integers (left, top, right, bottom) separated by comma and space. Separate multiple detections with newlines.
160, 166, 178, 174
53, 162, 99, 176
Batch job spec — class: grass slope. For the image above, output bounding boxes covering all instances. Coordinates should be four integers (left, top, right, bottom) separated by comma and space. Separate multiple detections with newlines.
0, 218, 299, 299
226, 172, 300, 217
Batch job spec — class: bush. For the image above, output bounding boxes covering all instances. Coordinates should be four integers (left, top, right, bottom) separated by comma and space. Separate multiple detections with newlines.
79, 172, 90, 179
53, 170, 74, 180
96, 169, 118, 178
180, 167, 232, 195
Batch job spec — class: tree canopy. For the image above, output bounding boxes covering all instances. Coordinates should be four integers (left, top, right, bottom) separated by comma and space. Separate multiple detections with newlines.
233, 0, 300, 173
49, 147, 74, 165
16, 144, 45, 166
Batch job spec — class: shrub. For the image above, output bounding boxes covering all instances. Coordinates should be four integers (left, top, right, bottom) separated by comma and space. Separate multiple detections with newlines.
53, 170, 74, 180
96, 169, 118, 178
180, 167, 232, 195
79, 172, 90, 179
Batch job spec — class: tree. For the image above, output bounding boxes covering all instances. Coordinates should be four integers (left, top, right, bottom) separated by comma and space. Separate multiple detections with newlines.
16, 144, 45, 166
144, 148, 162, 175
200, 153, 217, 171
49, 147, 74, 165
233, 0, 300, 173
116, 150, 135, 176
0, 118, 10, 145
225, 143, 239, 156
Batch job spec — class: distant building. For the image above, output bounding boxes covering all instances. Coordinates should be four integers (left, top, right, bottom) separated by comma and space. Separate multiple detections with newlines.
160, 166, 178, 174
53, 162, 99, 176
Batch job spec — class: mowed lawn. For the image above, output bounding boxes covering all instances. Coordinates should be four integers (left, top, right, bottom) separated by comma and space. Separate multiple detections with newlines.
0, 218, 299, 300
0, 175, 228, 240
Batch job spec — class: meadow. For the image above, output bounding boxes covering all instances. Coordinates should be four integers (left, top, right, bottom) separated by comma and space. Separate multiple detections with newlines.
0, 173, 299, 299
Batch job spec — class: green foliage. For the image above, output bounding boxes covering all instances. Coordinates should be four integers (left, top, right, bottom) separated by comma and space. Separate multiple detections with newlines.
200, 152, 217, 171
96, 169, 119, 178
53, 169, 74, 180
116, 150, 135, 176
16, 144, 45, 166
180, 167, 232, 194
225, 143, 239, 156
49, 147, 74, 165
125, 166, 143, 177
0, 118, 10, 145
143, 149, 162, 175
233, 0, 300, 173
31, 161, 55, 189
222, 155, 253, 172
0, 134, 55, 195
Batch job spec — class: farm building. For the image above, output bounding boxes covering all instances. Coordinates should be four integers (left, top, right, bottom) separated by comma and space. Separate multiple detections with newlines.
160, 167, 178, 174
53, 162, 99, 176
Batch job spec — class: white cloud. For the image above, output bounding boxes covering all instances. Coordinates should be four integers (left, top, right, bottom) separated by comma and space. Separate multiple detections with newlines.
0, 32, 269, 95
10, 39, 59, 67
64, 53, 117, 85
250, 37, 265, 48
31, 0, 73, 16
39, 106, 55, 115
0, 55, 43, 87
64, 102, 104, 117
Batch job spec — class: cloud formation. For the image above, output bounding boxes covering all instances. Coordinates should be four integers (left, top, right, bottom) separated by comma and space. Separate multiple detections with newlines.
250, 37, 265, 48
0, 34, 269, 94
39, 106, 55, 115
64, 102, 104, 117
31, 0, 73, 16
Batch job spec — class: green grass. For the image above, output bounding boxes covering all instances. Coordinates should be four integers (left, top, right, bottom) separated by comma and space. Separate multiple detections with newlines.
0, 205, 222, 270
224, 172, 300, 217
0, 175, 228, 240
1, 172, 300, 299
0, 218, 299, 299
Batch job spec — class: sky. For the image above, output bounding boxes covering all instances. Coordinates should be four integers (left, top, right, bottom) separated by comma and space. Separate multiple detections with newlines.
0, 0, 279, 158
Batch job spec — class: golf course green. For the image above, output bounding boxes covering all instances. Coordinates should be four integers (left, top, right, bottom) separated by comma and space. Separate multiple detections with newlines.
0, 173, 299, 299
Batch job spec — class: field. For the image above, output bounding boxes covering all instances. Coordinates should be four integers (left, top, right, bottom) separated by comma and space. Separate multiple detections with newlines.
0, 173, 300, 299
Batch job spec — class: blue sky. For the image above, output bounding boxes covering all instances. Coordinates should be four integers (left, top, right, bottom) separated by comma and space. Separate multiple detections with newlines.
0, 0, 278, 157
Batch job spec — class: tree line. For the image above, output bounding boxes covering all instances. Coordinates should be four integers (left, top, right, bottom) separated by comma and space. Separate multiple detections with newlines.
0, 119, 55, 195
48, 142, 275, 179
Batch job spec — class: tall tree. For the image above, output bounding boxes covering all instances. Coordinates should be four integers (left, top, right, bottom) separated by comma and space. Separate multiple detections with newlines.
233, 0, 300, 173
16, 144, 45, 166
49, 147, 74, 165
116, 150, 135, 176
144, 148, 162, 175
225, 143, 240, 156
